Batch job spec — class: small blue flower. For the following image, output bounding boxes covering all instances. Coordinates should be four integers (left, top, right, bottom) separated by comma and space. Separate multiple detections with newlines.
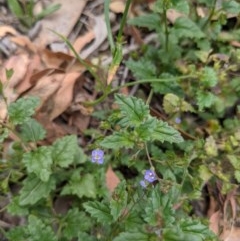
144, 170, 157, 183
91, 149, 104, 164
140, 180, 147, 188
175, 117, 181, 124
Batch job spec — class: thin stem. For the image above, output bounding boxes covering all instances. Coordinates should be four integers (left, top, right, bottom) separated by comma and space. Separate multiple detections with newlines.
83, 75, 197, 106
146, 89, 154, 105
162, 2, 169, 52
202, 0, 217, 29
104, 0, 115, 54
145, 143, 154, 168
117, 0, 132, 41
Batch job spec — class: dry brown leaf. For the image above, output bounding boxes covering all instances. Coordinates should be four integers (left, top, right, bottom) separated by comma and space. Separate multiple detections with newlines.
34, 0, 86, 46
73, 30, 95, 53
166, 9, 185, 23
49, 72, 82, 120
110, 0, 126, 13
106, 166, 120, 193
209, 211, 221, 235
26, 73, 63, 109
10, 35, 37, 52
70, 112, 90, 132
15, 54, 41, 94
0, 25, 18, 37
223, 227, 240, 241
80, 15, 107, 59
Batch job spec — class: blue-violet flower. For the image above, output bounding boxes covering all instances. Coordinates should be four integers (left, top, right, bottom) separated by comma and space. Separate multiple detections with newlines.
140, 180, 147, 188
175, 117, 181, 124
144, 169, 157, 183
91, 149, 104, 164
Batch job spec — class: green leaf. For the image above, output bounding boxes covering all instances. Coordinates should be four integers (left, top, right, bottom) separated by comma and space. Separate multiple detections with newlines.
7, 197, 29, 216
100, 131, 135, 149
172, 17, 205, 39
128, 13, 160, 30
113, 232, 149, 241
152, 120, 183, 143
0, 127, 9, 143
5, 68, 14, 80
163, 93, 195, 114
110, 181, 128, 221
125, 58, 157, 80
27, 215, 57, 241
7, 0, 24, 18
227, 155, 240, 182
19, 175, 56, 205
61, 172, 96, 198
36, 3, 61, 20
63, 208, 91, 239
144, 187, 175, 226
8, 96, 40, 125
196, 91, 216, 110
222, 0, 240, 14
199, 67, 218, 87
172, 0, 190, 14
23, 146, 53, 182
83, 201, 113, 224
20, 118, 46, 142
52, 135, 78, 167
5, 226, 27, 241
115, 94, 149, 127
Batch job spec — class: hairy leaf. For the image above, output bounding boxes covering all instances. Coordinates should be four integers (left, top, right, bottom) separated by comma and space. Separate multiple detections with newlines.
61, 172, 96, 198
110, 181, 128, 221
8, 96, 40, 125
100, 131, 135, 149
200, 67, 218, 87
152, 120, 183, 143
115, 94, 149, 127
63, 208, 91, 239
83, 201, 112, 224
23, 146, 53, 182
19, 175, 56, 206
52, 135, 78, 167
20, 118, 46, 142
197, 91, 216, 110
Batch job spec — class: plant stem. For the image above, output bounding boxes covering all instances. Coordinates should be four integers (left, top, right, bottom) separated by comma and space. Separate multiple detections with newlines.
202, 0, 217, 29
163, 1, 169, 52
117, 0, 132, 42
104, 0, 115, 54
83, 75, 197, 106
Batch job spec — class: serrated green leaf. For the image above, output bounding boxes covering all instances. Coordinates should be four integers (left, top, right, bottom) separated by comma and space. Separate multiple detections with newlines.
144, 187, 175, 226
8, 96, 40, 125
172, 17, 205, 39
163, 93, 195, 114
23, 146, 53, 182
115, 94, 149, 127
152, 120, 183, 143
110, 181, 128, 221
83, 201, 112, 224
197, 91, 216, 110
52, 135, 78, 167
5, 226, 27, 241
7, 197, 29, 216
135, 117, 158, 141
227, 155, 240, 182
200, 67, 218, 87
20, 118, 46, 142
61, 172, 96, 198
113, 232, 149, 241
27, 215, 57, 241
0, 127, 9, 142
100, 131, 135, 149
128, 13, 160, 30
172, 0, 190, 14
125, 58, 157, 80
5, 68, 14, 80
63, 208, 91, 239
19, 175, 56, 205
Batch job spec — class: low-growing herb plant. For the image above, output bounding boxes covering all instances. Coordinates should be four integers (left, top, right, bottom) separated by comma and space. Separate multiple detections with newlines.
1, 0, 240, 240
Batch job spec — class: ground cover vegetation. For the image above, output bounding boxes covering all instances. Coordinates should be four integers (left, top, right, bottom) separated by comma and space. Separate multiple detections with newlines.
0, 0, 240, 240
